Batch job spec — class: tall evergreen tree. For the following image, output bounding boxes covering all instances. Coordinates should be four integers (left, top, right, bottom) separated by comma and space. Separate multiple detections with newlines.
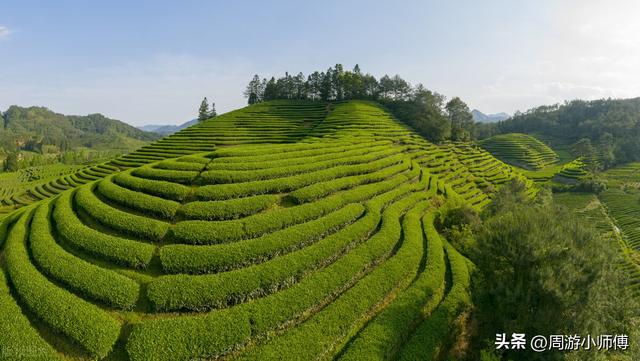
209, 101, 217, 118
198, 97, 210, 121
244, 74, 262, 104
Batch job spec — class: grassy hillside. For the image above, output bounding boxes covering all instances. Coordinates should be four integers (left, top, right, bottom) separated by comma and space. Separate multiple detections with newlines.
479, 133, 559, 170
0, 100, 534, 360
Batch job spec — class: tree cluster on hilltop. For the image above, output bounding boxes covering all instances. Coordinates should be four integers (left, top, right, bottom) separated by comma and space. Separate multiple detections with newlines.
478, 98, 640, 168
243, 64, 475, 142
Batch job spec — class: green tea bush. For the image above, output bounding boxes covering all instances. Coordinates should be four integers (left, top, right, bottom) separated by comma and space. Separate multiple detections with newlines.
5, 211, 122, 359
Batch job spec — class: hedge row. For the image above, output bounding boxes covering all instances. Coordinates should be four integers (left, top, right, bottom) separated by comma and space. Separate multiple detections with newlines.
97, 177, 181, 219
339, 212, 446, 360
131, 166, 200, 184
397, 240, 471, 361
53, 191, 155, 268
236, 200, 430, 360
210, 140, 362, 159
173, 165, 420, 245
4, 210, 121, 359
200, 148, 404, 184
205, 143, 392, 171
149, 203, 379, 311
113, 171, 192, 201
177, 194, 279, 221
30, 202, 140, 309
0, 267, 61, 360
76, 185, 170, 241
160, 204, 365, 274
125, 186, 427, 361
154, 160, 206, 171
0, 209, 24, 250
194, 155, 418, 202
290, 160, 411, 203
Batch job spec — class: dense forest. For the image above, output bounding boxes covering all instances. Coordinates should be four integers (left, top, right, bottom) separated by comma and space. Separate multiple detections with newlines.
0, 106, 160, 171
244, 64, 475, 142
480, 98, 640, 168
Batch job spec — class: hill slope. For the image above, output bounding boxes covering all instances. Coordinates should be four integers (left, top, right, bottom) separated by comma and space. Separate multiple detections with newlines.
479, 133, 559, 170
1, 106, 159, 153
0, 100, 534, 360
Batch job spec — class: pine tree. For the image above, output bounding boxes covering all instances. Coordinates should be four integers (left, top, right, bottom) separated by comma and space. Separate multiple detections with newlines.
198, 97, 210, 121
209, 101, 217, 118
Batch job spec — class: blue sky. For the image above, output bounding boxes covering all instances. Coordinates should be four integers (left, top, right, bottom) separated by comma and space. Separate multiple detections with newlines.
1, 0, 639, 126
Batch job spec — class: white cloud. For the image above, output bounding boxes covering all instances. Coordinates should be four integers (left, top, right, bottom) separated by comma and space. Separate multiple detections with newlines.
0, 26, 11, 40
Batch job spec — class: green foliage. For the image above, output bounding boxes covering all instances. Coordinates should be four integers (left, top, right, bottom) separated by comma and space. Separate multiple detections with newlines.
30, 202, 140, 309
470, 192, 640, 360
3, 152, 19, 172
113, 170, 192, 201
447, 97, 475, 141
198, 97, 210, 121
397, 241, 471, 361
479, 133, 559, 170
97, 176, 181, 219
338, 211, 446, 360
150, 204, 381, 311
178, 194, 279, 221
160, 203, 364, 274
53, 190, 155, 268
4, 210, 121, 359
0, 267, 61, 360
487, 98, 640, 168
76, 185, 170, 241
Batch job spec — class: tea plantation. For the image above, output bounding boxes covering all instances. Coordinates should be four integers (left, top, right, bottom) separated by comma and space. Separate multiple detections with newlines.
479, 133, 559, 170
0, 100, 533, 360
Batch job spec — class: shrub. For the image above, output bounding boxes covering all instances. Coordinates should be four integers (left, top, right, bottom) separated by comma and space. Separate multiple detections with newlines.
199, 149, 404, 184
113, 171, 192, 201
53, 191, 155, 268
289, 160, 411, 203
5, 210, 122, 359
30, 202, 140, 309
149, 205, 380, 311
338, 212, 446, 360
397, 241, 471, 361
0, 267, 60, 360
76, 185, 170, 241
126, 183, 427, 360
174, 165, 419, 245
238, 200, 431, 360
132, 166, 199, 184
178, 194, 279, 221
160, 204, 364, 274
97, 177, 181, 219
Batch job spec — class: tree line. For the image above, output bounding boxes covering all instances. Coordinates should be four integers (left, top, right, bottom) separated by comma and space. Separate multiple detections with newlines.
477, 98, 640, 169
243, 64, 475, 142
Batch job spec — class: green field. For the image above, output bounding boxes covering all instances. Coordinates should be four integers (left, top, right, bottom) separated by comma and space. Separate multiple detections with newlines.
0, 100, 536, 360
479, 133, 560, 170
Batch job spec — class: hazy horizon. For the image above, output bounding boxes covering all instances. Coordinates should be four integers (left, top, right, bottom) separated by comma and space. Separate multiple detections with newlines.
2, 0, 639, 126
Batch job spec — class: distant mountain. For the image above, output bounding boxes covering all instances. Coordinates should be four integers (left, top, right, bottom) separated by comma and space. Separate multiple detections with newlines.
138, 119, 198, 135
472, 109, 510, 123
0, 106, 161, 153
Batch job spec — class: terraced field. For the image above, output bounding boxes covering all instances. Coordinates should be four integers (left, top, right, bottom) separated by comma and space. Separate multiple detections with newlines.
0, 100, 533, 360
0, 101, 328, 215
553, 192, 640, 291
479, 133, 559, 170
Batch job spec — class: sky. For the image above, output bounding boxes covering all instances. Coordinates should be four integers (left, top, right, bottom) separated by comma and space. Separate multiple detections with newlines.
2, 0, 640, 126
